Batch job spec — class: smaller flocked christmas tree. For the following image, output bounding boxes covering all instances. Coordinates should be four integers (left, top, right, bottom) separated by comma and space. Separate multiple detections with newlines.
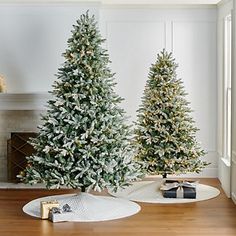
19, 12, 142, 192
135, 50, 208, 178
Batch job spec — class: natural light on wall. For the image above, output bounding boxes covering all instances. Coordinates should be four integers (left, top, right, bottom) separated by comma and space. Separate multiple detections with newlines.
224, 14, 232, 164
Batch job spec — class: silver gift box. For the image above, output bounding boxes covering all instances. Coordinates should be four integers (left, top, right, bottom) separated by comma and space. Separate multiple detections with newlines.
48, 210, 75, 223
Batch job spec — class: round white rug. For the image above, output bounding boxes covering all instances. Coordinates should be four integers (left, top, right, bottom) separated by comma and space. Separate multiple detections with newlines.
23, 193, 141, 222
109, 180, 220, 204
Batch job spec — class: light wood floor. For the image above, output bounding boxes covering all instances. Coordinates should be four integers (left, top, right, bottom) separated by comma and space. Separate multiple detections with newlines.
0, 178, 235, 236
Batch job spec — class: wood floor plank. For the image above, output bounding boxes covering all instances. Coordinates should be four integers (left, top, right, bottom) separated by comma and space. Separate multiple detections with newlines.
0, 178, 235, 236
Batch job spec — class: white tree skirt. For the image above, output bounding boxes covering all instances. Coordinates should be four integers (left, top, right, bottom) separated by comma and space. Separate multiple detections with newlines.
109, 180, 220, 203
23, 193, 141, 222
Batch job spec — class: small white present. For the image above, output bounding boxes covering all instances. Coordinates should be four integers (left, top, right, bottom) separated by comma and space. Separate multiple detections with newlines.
48, 204, 74, 223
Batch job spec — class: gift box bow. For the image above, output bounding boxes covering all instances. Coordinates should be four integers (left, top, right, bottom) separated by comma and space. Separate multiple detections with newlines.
50, 204, 72, 215
160, 181, 198, 198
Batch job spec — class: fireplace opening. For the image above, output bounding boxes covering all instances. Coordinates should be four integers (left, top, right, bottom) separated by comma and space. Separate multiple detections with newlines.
7, 132, 37, 182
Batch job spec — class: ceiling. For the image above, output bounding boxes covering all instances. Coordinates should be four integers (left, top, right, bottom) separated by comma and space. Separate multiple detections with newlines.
0, 0, 223, 5
98, 0, 222, 4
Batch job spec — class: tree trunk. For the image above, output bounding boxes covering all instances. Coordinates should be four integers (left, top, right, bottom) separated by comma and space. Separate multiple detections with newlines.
80, 186, 86, 192
162, 173, 167, 178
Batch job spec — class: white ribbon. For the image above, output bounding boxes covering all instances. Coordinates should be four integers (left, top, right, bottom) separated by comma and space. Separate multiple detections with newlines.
160, 181, 198, 198
176, 186, 184, 198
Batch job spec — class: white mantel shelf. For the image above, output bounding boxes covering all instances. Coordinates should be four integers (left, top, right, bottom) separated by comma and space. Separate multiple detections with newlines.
0, 92, 52, 110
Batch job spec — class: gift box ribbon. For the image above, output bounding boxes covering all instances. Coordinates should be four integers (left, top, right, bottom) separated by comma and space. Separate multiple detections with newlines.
160, 181, 198, 198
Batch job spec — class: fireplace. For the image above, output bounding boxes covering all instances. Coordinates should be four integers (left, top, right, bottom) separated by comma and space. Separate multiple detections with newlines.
0, 92, 50, 181
7, 132, 37, 182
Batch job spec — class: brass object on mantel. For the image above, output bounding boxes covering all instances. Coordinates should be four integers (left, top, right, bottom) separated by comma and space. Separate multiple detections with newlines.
0, 75, 7, 92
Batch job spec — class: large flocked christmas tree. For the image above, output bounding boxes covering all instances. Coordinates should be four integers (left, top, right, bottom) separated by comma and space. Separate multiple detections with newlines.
135, 50, 208, 178
19, 12, 141, 192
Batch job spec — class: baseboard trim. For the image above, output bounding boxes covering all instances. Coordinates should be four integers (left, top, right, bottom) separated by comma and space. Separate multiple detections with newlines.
0, 169, 218, 189
231, 192, 236, 204
218, 157, 231, 197
150, 167, 218, 178
232, 151, 236, 165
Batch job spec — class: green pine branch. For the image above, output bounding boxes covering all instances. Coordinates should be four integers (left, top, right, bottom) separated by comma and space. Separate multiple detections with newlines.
18, 11, 142, 191
135, 49, 209, 177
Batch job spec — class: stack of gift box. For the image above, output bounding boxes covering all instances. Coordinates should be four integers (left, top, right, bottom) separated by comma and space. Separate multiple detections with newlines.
41, 200, 74, 222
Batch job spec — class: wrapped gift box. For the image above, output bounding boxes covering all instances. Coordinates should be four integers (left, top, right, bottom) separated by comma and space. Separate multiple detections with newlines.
160, 180, 197, 199
49, 210, 75, 223
48, 204, 74, 223
40, 200, 59, 219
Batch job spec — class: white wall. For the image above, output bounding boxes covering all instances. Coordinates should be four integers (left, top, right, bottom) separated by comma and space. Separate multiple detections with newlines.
100, 7, 217, 177
217, 0, 233, 197
0, 3, 99, 93
0, 4, 218, 177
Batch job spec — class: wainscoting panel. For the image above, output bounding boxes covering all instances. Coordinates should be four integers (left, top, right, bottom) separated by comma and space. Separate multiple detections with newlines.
106, 20, 165, 122
101, 7, 217, 177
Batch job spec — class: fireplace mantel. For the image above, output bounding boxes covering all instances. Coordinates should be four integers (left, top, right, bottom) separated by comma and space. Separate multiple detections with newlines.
0, 92, 52, 110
